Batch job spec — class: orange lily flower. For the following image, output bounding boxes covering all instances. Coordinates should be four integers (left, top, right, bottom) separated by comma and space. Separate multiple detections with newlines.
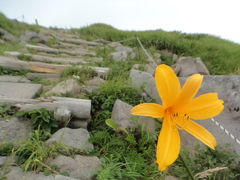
131, 64, 224, 171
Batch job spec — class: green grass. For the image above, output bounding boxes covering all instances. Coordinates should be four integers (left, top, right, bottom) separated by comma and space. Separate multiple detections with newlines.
0, 13, 40, 37
72, 23, 240, 75
61, 67, 98, 83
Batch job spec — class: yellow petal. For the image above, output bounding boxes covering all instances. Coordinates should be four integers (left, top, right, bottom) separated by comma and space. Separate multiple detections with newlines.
156, 117, 180, 171
155, 65, 181, 107
181, 119, 217, 149
131, 103, 164, 118
174, 74, 203, 109
186, 93, 224, 120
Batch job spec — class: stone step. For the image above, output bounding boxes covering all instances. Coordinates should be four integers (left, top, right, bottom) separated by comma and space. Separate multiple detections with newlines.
0, 82, 42, 99
0, 96, 91, 119
57, 37, 101, 46
0, 75, 31, 83
26, 44, 96, 56
0, 56, 108, 77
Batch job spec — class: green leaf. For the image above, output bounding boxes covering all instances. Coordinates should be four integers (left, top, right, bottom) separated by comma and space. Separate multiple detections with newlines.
105, 119, 119, 129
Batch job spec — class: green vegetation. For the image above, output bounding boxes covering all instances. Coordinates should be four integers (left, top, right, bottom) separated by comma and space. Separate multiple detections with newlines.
0, 66, 30, 76
61, 67, 98, 83
16, 108, 58, 135
0, 42, 24, 55
0, 103, 18, 119
73, 23, 240, 74
170, 146, 240, 179
0, 13, 40, 37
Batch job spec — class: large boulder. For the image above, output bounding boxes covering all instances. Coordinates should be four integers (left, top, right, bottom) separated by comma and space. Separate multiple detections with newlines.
173, 56, 210, 76
46, 128, 93, 150
0, 28, 18, 42
129, 69, 160, 102
0, 117, 32, 143
48, 155, 101, 180
179, 75, 240, 154
45, 79, 81, 96
109, 42, 136, 61
111, 99, 156, 132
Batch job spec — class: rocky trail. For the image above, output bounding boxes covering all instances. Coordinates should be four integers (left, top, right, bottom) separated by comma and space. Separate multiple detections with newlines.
0, 28, 240, 180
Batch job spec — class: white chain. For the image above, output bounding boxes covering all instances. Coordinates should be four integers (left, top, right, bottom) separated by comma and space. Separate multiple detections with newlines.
211, 118, 240, 145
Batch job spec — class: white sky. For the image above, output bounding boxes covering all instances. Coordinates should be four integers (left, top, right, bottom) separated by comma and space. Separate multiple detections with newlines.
1, 0, 240, 44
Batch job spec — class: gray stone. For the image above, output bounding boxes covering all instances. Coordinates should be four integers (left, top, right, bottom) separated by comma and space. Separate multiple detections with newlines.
26, 44, 59, 54
111, 99, 156, 132
0, 28, 18, 42
21, 31, 39, 42
109, 42, 136, 61
49, 155, 101, 180
58, 37, 101, 46
26, 72, 61, 82
174, 56, 210, 76
0, 75, 31, 83
0, 117, 32, 143
5, 166, 55, 180
46, 79, 81, 96
54, 107, 71, 126
68, 119, 89, 129
0, 156, 7, 167
83, 77, 105, 93
132, 64, 156, 75
0, 82, 42, 98
55, 175, 80, 180
4, 51, 22, 57
129, 69, 160, 102
0, 39, 4, 43
179, 75, 240, 155
165, 176, 179, 180
30, 54, 88, 64
46, 128, 93, 150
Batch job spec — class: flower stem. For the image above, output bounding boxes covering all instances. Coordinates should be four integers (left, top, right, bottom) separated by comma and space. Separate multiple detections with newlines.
179, 154, 195, 180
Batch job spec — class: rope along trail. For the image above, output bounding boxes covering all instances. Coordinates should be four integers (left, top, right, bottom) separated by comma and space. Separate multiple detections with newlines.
135, 37, 240, 147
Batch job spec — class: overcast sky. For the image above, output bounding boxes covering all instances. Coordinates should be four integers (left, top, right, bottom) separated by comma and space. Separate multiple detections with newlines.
1, 0, 240, 44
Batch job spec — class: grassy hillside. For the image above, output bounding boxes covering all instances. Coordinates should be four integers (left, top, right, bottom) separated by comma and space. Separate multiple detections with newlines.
72, 24, 240, 75
0, 13, 40, 36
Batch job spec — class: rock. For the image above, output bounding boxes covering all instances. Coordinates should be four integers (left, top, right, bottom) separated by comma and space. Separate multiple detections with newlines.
0, 156, 7, 167
54, 107, 71, 127
49, 155, 101, 180
174, 57, 210, 76
132, 64, 156, 75
46, 128, 93, 150
165, 176, 179, 180
26, 44, 59, 54
111, 99, 156, 132
0, 76, 31, 83
20, 31, 39, 42
4, 51, 22, 57
0, 117, 32, 143
26, 72, 61, 82
30, 54, 88, 64
68, 119, 88, 129
4, 166, 80, 180
46, 79, 81, 96
179, 75, 240, 154
129, 69, 160, 102
0, 56, 71, 73
109, 42, 136, 61
0, 82, 42, 98
0, 28, 18, 42
0, 39, 4, 43
83, 77, 105, 93
0, 97, 91, 119
5, 166, 54, 180
58, 37, 101, 46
